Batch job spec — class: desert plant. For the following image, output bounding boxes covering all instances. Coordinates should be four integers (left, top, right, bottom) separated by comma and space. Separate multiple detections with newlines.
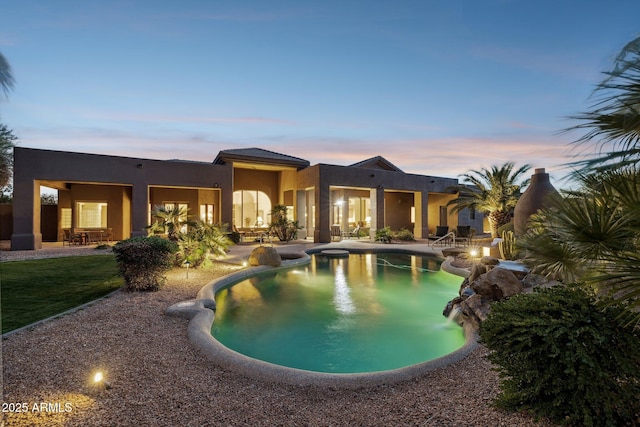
480, 286, 640, 427
375, 226, 393, 243
148, 205, 192, 241
495, 221, 514, 236
269, 204, 300, 242
113, 236, 177, 291
446, 162, 531, 237
393, 228, 415, 241
498, 230, 517, 260
175, 221, 233, 267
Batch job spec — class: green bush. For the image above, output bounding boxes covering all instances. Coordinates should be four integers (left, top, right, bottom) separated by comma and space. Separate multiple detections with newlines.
393, 228, 415, 241
176, 221, 232, 268
113, 236, 178, 291
480, 286, 640, 426
375, 226, 393, 243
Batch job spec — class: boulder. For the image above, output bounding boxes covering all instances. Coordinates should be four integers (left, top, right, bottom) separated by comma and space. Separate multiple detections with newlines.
480, 256, 500, 266
460, 294, 491, 323
248, 246, 282, 267
468, 263, 487, 283
471, 267, 523, 301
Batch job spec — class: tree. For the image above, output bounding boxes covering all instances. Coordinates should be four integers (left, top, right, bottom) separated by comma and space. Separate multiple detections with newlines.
147, 205, 192, 241
567, 34, 640, 172
447, 162, 531, 237
269, 204, 300, 242
0, 124, 18, 188
0, 51, 14, 98
520, 34, 640, 325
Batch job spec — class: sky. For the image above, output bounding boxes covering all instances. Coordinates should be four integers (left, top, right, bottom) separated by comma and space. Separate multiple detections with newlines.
1, 0, 639, 187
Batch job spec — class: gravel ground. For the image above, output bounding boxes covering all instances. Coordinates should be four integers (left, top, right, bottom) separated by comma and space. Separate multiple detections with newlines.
1, 252, 553, 426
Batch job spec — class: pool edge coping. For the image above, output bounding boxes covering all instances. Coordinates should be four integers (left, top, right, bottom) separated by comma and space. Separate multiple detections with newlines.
168, 246, 479, 389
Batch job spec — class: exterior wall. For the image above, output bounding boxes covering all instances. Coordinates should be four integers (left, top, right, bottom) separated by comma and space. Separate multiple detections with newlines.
1, 204, 57, 241
69, 184, 131, 240
384, 191, 414, 231
11, 147, 232, 250
11, 146, 484, 249
0, 203, 12, 240
233, 168, 279, 204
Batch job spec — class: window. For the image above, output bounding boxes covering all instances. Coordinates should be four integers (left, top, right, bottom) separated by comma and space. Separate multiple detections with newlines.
77, 202, 107, 228
233, 190, 271, 228
200, 204, 214, 224
61, 208, 72, 229
469, 208, 476, 220
348, 197, 371, 226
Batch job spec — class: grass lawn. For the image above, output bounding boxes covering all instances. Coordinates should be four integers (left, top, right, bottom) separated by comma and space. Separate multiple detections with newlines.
1, 255, 124, 334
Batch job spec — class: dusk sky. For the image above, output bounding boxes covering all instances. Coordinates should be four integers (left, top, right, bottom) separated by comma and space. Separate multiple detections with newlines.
2, 1, 639, 186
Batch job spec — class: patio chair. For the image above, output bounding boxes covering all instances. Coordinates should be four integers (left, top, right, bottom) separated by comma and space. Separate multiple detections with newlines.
330, 225, 342, 241
455, 225, 472, 247
427, 226, 451, 246
63, 228, 83, 245
344, 225, 361, 239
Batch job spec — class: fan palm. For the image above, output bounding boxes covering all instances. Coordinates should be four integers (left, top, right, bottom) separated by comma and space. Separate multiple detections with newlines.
518, 166, 640, 324
567, 35, 640, 171
148, 205, 191, 241
447, 162, 531, 237
0, 51, 14, 97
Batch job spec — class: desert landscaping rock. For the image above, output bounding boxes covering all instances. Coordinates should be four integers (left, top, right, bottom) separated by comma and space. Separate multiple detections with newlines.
248, 246, 282, 266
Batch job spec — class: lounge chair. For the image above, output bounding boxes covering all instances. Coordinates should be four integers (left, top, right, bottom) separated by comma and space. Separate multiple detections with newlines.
455, 225, 472, 247
428, 226, 451, 246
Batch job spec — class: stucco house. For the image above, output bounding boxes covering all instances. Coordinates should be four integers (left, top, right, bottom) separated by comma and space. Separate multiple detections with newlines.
10, 146, 483, 250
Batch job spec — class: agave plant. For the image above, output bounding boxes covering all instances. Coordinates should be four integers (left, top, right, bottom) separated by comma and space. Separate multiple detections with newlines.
447, 162, 531, 237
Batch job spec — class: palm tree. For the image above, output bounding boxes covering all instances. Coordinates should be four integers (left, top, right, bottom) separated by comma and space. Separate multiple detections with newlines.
148, 205, 191, 241
447, 162, 531, 237
567, 34, 640, 172
0, 51, 14, 97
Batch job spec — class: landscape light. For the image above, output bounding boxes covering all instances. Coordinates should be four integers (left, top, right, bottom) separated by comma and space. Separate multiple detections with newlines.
183, 260, 191, 279
469, 249, 478, 258
93, 371, 111, 389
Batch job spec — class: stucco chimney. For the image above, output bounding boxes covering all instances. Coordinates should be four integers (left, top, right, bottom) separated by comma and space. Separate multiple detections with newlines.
513, 168, 559, 237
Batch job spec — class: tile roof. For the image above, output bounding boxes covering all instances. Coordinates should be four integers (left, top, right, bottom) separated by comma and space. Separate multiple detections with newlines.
213, 148, 310, 168
349, 156, 404, 172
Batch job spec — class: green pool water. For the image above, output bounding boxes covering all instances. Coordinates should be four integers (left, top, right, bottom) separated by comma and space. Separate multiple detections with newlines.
212, 253, 465, 373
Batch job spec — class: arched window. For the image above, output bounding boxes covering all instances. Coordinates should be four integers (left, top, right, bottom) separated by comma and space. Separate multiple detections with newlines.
233, 190, 271, 228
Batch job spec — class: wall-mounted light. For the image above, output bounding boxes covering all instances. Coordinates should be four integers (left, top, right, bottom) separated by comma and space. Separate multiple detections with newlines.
137, 163, 144, 169
369, 174, 375, 178
212, 183, 220, 188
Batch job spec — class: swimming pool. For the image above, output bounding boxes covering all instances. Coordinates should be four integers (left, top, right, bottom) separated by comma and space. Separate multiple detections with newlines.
211, 252, 465, 373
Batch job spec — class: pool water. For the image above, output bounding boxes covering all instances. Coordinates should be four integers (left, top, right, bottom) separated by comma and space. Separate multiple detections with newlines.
212, 253, 465, 373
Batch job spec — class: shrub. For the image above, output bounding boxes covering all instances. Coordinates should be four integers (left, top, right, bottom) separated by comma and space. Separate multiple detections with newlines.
480, 286, 640, 426
176, 221, 233, 268
269, 204, 301, 242
375, 226, 393, 243
113, 236, 177, 291
393, 228, 415, 241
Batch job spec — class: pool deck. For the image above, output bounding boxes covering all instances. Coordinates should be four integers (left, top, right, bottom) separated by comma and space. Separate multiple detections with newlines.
169, 239, 479, 389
